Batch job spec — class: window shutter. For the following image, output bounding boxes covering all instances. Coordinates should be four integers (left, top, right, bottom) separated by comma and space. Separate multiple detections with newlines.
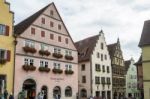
5, 25, 9, 36
7, 50, 11, 61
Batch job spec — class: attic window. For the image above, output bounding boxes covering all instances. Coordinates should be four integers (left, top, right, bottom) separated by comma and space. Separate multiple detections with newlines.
50, 10, 54, 15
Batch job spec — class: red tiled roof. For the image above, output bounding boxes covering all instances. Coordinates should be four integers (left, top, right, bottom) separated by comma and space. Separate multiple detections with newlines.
75, 35, 99, 62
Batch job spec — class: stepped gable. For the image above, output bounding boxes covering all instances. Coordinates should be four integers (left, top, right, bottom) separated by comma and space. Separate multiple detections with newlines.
75, 35, 99, 62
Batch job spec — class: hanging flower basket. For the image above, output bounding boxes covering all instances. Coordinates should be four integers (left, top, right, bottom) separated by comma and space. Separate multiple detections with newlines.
22, 65, 36, 71
65, 70, 74, 75
52, 68, 63, 74
23, 46, 37, 54
0, 59, 7, 64
65, 55, 73, 60
39, 50, 50, 56
52, 53, 63, 58
38, 67, 50, 72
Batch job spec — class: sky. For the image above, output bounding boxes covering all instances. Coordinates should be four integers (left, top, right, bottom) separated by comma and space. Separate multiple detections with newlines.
7, 0, 150, 61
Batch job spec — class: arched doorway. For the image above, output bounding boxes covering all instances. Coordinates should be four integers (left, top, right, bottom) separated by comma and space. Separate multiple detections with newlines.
80, 89, 87, 98
53, 86, 61, 99
41, 86, 48, 99
22, 79, 36, 99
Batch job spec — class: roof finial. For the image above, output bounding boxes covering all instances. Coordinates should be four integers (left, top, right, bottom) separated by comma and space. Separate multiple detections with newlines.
99, 29, 103, 34
117, 37, 120, 43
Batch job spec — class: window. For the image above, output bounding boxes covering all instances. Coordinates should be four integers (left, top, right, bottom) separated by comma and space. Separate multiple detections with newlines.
50, 21, 54, 27
50, 34, 54, 40
24, 58, 34, 66
0, 24, 9, 36
101, 43, 104, 50
54, 48, 61, 54
0, 49, 6, 59
41, 18, 45, 24
105, 55, 107, 60
107, 66, 110, 73
97, 52, 100, 58
40, 60, 48, 68
31, 28, 35, 35
101, 77, 105, 84
54, 62, 60, 69
80, 89, 87, 98
40, 44, 48, 51
95, 76, 100, 84
107, 77, 111, 84
65, 38, 68, 44
95, 64, 101, 71
102, 65, 105, 72
58, 24, 61, 30
65, 50, 72, 56
81, 64, 85, 71
65, 86, 72, 97
25, 40, 35, 48
41, 31, 45, 37
66, 64, 72, 70
82, 76, 86, 83
50, 10, 54, 15
58, 36, 61, 42
101, 54, 103, 61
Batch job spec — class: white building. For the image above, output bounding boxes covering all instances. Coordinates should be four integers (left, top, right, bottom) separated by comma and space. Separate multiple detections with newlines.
75, 30, 112, 99
125, 58, 139, 98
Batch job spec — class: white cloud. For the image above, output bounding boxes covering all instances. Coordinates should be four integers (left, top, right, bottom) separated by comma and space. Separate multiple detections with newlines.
7, 0, 148, 61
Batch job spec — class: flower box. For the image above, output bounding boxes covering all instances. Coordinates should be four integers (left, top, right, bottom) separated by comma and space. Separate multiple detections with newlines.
0, 59, 7, 64
52, 68, 63, 74
22, 65, 36, 71
52, 53, 63, 58
65, 70, 74, 75
65, 55, 73, 60
23, 46, 37, 54
39, 50, 50, 56
38, 67, 50, 72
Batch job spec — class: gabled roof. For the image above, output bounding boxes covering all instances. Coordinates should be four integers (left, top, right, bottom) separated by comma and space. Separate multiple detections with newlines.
134, 56, 142, 66
107, 43, 117, 59
75, 35, 99, 62
139, 20, 150, 47
14, 3, 52, 35
125, 60, 131, 72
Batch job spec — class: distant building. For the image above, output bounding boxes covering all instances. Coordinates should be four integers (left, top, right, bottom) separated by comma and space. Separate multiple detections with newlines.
0, 0, 14, 95
125, 58, 139, 98
107, 39, 126, 99
139, 20, 150, 99
75, 30, 112, 99
134, 56, 144, 99
14, 3, 78, 99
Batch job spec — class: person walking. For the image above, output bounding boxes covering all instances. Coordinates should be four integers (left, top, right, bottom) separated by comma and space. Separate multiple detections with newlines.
9, 93, 14, 99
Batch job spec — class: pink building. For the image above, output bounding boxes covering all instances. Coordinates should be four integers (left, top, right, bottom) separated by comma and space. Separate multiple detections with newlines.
14, 3, 78, 99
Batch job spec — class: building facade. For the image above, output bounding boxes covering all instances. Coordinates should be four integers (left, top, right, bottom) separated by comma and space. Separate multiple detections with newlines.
0, 0, 14, 96
107, 39, 126, 99
125, 58, 139, 98
134, 56, 144, 99
14, 3, 78, 99
139, 20, 150, 99
75, 31, 112, 99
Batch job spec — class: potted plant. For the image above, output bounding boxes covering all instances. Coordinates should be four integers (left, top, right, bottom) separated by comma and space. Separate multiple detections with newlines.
39, 50, 50, 56
23, 46, 37, 53
38, 67, 50, 72
52, 68, 63, 74
52, 53, 63, 58
65, 55, 73, 60
65, 70, 74, 75
22, 65, 36, 71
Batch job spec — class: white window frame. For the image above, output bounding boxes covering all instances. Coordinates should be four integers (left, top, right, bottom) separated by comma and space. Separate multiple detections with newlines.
54, 48, 61, 54
54, 62, 60, 69
25, 40, 35, 48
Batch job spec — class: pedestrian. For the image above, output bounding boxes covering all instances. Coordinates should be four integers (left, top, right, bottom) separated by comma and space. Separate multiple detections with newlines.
9, 93, 14, 99
4, 89, 8, 99
89, 96, 93, 99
